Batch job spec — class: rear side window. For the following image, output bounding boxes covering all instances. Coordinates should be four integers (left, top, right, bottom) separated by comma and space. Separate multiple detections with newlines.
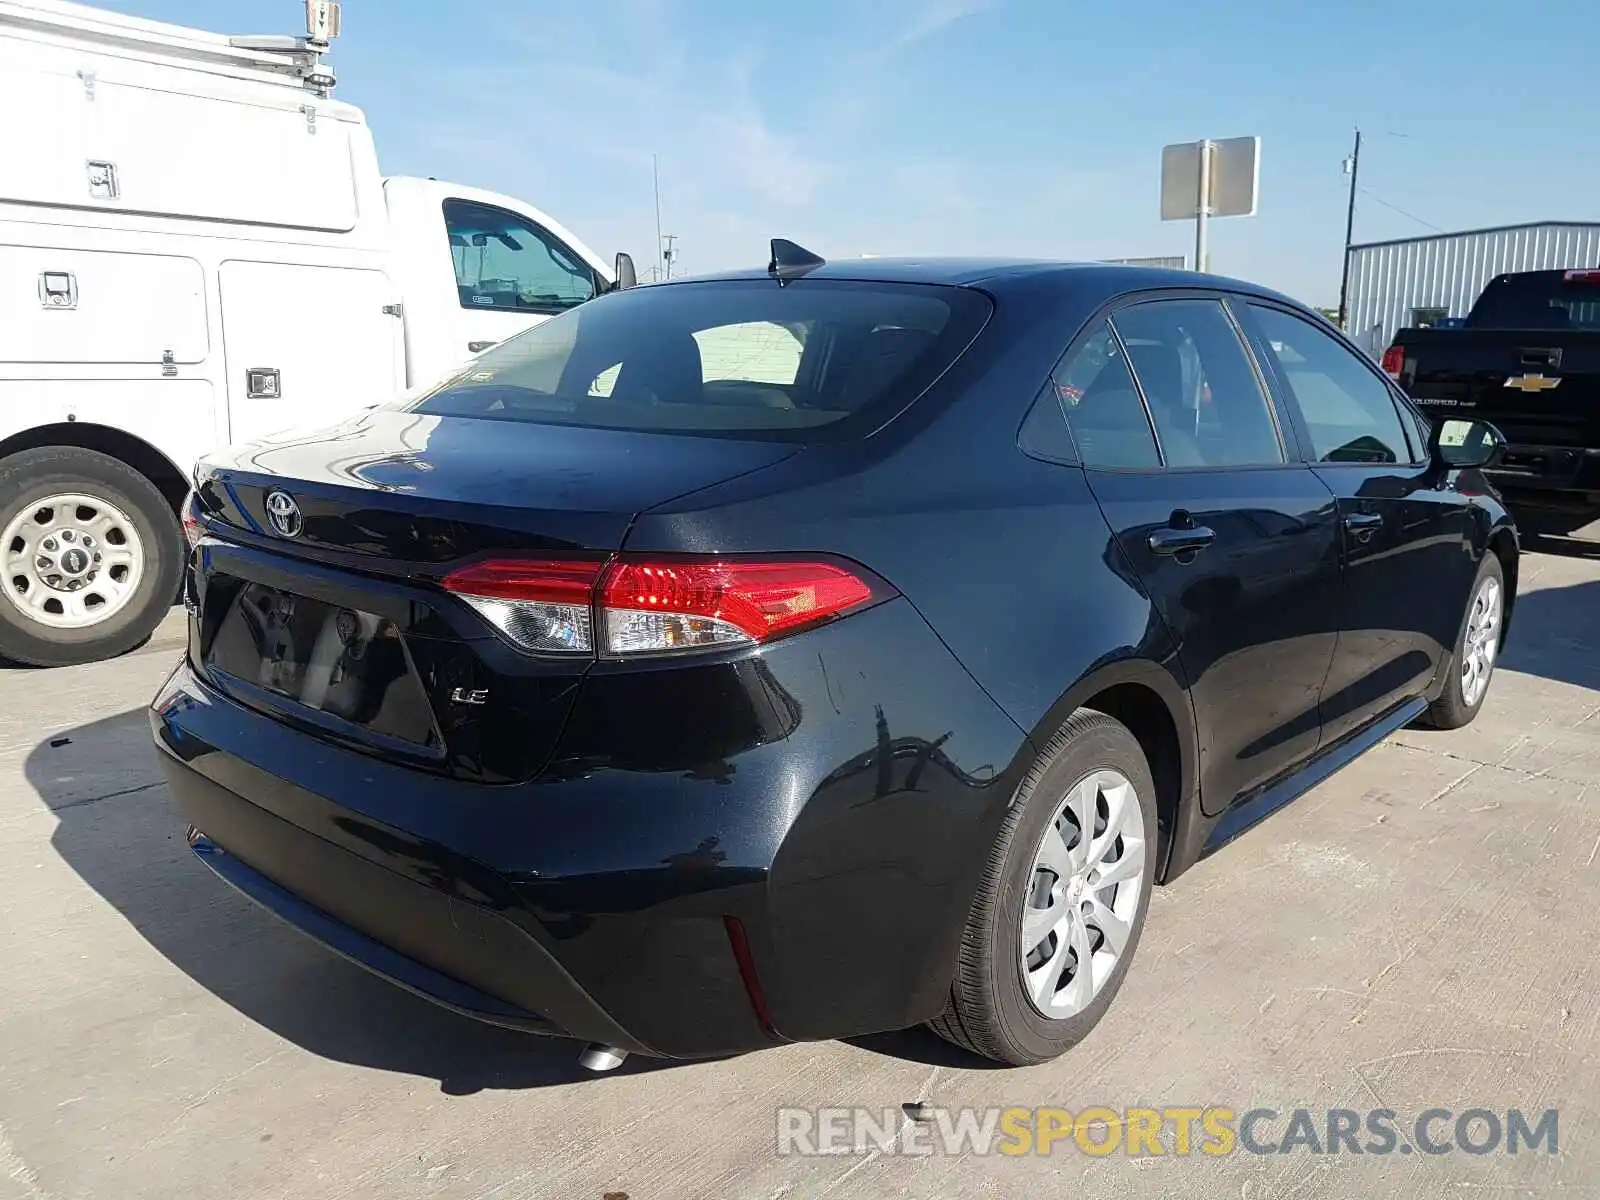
1054, 323, 1160, 469
1249, 305, 1412, 464
1111, 299, 1283, 468
443, 199, 598, 313
410, 279, 991, 440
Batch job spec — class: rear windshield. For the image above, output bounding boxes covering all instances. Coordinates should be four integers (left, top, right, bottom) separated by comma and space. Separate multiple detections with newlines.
407, 278, 991, 441
1467, 274, 1600, 330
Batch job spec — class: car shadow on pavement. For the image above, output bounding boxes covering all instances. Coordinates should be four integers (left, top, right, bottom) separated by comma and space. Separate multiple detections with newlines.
27, 708, 692, 1094
1499, 577, 1600, 692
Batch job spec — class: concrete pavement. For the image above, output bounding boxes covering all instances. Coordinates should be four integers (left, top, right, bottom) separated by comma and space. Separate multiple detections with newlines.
1, 533, 1597, 1198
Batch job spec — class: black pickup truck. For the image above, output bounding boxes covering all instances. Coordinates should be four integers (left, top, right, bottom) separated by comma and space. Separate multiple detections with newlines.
1384, 267, 1600, 527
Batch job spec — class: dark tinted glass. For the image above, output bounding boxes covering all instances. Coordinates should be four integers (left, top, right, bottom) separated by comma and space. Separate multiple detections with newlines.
443, 199, 597, 313
1055, 323, 1159, 469
1250, 305, 1411, 464
410, 279, 991, 440
1469, 275, 1600, 330
1111, 299, 1283, 467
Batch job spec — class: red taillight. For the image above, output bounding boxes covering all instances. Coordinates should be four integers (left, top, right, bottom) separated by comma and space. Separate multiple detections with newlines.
1563, 268, 1600, 283
1379, 344, 1405, 379
440, 559, 602, 604
180, 490, 204, 550
600, 560, 873, 653
441, 556, 879, 657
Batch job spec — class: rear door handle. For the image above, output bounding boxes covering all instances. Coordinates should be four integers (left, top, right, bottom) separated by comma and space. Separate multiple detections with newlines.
1343, 512, 1383, 543
467, 340, 498, 353
1148, 526, 1215, 556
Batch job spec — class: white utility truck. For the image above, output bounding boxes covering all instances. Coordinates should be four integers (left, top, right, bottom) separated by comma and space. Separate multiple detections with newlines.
0, 0, 634, 665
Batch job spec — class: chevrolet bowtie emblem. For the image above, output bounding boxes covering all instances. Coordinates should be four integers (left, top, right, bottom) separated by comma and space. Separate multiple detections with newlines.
1504, 374, 1562, 392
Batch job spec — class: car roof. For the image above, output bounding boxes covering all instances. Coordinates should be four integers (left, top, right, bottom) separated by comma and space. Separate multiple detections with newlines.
653, 257, 1302, 308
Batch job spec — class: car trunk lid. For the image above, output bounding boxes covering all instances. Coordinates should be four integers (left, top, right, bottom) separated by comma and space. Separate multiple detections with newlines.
190, 411, 800, 781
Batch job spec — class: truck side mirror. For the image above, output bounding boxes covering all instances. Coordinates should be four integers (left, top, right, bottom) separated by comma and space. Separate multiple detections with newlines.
1430, 417, 1505, 470
613, 252, 637, 291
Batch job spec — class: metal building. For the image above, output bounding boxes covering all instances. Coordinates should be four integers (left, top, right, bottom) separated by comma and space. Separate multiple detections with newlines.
1345, 221, 1600, 355
1101, 255, 1187, 269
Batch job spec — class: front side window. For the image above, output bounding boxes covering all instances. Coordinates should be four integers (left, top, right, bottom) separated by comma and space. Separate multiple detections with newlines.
1110, 299, 1284, 468
1249, 305, 1412, 464
1055, 323, 1160, 469
409, 278, 990, 441
443, 199, 598, 314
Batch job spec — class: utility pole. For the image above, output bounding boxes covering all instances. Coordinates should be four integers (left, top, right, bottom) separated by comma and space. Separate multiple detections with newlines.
1336, 127, 1361, 330
662, 234, 678, 280
653, 153, 665, 282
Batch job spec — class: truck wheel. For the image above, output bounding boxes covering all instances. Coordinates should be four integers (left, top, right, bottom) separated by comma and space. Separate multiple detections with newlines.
0, 447, 182, 667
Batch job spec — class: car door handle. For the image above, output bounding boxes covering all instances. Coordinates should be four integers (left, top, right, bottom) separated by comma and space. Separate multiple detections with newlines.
1148, 525, 1216, 556
467, 340, 498, 353
1343, 512, 1383, 542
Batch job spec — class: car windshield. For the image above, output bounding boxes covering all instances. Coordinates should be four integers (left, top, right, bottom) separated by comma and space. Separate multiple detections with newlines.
407, 278, 991, 441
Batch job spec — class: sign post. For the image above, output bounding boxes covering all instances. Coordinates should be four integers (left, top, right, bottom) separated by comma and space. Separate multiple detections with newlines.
1161, 136, 1260, 273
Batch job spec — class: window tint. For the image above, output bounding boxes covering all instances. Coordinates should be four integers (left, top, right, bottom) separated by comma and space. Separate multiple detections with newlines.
1110, 299, 1283, 468
443, 199, 597, 313
1055, 323, 1159, 469
1249, 305, 1412, 464
410, 279, 991, 440
1468, 273, 1600, 330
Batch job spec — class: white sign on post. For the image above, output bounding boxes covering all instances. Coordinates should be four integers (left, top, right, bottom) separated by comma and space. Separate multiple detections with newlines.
1160, 136, 1260, 273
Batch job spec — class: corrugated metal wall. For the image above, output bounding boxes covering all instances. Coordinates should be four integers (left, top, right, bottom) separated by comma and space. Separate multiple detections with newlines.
1346, 223, 1600, 355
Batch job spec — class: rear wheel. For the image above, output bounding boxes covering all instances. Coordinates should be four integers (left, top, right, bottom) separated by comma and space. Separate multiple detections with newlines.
1419, 554, 1505, 731
929, 709, 1157, 1066
0, 447, 181, 667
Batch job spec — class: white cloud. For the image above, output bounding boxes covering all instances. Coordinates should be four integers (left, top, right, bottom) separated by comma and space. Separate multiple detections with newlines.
888, 0, 998, 49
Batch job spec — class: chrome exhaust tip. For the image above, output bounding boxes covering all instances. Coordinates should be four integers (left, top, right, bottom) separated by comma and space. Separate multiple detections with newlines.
577, 1044, 628, 1072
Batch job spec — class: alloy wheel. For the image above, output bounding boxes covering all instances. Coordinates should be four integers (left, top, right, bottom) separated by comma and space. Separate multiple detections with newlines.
1020, 768, 1148, 1019
1460, 574, 1501, 708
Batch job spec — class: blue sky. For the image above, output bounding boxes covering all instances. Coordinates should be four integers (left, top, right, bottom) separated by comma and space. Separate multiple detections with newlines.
109, 0, 1600, 306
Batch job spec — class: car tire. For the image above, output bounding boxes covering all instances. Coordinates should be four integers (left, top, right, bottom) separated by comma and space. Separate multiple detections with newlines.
1418, 553, 1505, 731
0, 447, 182, 668
929, 708, 1158, 1066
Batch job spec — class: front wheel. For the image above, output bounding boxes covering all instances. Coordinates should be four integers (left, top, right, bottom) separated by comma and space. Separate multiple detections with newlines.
0, 447, 182, 667
1419, 554, 1505, 731
929, 709, 1158, 1066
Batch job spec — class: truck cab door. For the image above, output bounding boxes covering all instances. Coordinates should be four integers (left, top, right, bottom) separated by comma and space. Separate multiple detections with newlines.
439, 197, 602, 363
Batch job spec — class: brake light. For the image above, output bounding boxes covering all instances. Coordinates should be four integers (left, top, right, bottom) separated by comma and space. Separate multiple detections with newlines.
1379, 344, 1405, 380
601, 560, 874, 654
180, 490, 204, 550
441, 557, 880, 656
1563, 268, 1600, 283
441, 559, 603, 654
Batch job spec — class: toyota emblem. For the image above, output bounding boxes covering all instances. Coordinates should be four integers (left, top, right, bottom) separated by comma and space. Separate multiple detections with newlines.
264, 489, 304, 538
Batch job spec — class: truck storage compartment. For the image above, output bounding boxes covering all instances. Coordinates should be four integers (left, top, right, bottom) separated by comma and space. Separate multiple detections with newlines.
0, 48, 358, 232
0, 245, 207, 364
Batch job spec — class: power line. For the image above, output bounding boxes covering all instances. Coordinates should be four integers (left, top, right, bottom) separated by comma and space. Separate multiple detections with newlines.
1357, 186, 1443, 234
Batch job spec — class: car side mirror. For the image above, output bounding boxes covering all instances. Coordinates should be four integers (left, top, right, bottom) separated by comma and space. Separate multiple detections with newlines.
1429, 417, 1505, 470
612, 252, 637, 291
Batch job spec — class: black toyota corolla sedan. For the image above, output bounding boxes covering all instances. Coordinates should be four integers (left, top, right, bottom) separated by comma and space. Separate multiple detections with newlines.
152, 246, 1516, 1068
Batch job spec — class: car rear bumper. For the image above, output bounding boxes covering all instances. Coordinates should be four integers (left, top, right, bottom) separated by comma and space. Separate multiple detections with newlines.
171, 773, 639, 1046
150, 597, 1028, 1058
